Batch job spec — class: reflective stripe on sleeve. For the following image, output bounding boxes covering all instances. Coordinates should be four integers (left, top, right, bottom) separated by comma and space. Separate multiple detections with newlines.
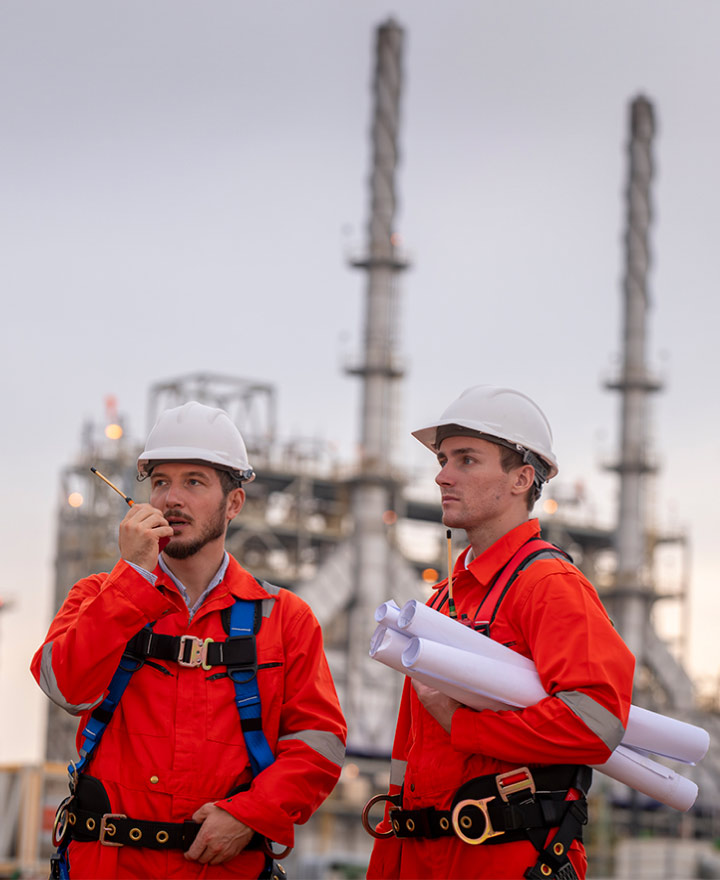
277, 729, 346, 767
39, 642, 102, 716
556, 690, 626, 750
390, 758, 407, 787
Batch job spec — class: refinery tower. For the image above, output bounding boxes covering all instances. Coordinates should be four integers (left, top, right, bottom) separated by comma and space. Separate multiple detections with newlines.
21, 20, 719, 880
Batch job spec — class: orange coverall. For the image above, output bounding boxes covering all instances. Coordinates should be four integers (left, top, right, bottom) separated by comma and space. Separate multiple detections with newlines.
368, 518, 634, 880
32, 556, 347, 879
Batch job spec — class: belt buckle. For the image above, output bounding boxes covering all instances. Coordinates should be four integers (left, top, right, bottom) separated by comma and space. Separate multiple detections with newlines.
99, 813, 126, 847
496, 766, 536, 803
451, 796, 503, 845
178, 635, 213, 669
178, 635, 203, 667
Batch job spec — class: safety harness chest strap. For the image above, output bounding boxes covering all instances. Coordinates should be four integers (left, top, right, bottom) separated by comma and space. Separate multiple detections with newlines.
125, 626, 256, 669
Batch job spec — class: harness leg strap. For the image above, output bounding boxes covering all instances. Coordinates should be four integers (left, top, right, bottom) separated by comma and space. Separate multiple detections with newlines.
524, 799, 588, 880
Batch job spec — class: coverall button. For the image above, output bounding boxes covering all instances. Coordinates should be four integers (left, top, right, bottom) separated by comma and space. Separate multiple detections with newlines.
150, 775, 159, 784
410, 783, 415, 792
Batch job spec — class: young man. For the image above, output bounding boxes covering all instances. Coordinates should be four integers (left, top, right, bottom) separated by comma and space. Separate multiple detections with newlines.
367, 385, 634, 880
33, 402, 347, 879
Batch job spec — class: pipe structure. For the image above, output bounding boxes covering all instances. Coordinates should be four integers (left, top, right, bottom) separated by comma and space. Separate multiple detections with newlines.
605, 96, 663, 661
344, 19, 410, 751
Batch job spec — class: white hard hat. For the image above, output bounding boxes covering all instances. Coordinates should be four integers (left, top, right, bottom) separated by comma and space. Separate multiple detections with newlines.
412, 385, 558, 486
138, 401, 255, 483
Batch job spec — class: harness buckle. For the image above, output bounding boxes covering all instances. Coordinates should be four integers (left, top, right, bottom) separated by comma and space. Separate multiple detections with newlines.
496, 766, 536, 803
200, 637, 214, 670
99, 813, 127, 847
178, 635, 210, 668
451, 796, 504, 846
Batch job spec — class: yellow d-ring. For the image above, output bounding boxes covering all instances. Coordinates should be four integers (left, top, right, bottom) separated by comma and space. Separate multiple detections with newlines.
450, 797, 504, 846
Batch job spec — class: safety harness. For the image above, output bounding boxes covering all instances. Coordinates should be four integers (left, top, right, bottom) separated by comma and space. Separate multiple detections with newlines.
51, 593, 285, 880
368, 538, 591, 880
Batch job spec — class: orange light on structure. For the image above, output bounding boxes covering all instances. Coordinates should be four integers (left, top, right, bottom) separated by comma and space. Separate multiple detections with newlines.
422, 568, 439, 583
343, 762, 360, 780
382, 510, 398, 525
68, 492, 84, 508
542, 498, 558, 515
105, 423, 123, 440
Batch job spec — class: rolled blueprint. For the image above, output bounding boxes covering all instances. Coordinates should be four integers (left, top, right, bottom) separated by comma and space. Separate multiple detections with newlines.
402, 636, 545, 708
397, 599, 536, 670
374, 600, 402, 629
399, 627, 709, 766
400, 637, 699, 811
370, 625, 508, 712
621, 705, 709, 765
598, 747, 698, 812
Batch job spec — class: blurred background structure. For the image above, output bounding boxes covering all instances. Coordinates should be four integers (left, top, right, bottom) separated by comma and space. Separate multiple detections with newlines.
2, 12, 720, 880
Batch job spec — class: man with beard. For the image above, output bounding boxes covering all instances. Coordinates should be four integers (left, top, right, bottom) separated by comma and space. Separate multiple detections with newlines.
32, 402, 347, 880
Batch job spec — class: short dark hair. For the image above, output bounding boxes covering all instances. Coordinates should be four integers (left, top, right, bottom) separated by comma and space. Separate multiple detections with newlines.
498, 445, 537, 511
216, 468, 244, 498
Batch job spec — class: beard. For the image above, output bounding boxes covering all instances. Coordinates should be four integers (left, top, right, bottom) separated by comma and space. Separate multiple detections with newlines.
163, 500, 227, 560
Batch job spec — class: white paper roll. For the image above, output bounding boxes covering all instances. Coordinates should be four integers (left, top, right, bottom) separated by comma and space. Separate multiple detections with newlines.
395, 601, 709, 766
374, 599, 402, 629
397, 599, 535, 670
399, 636, 699, 810
624, 705, 709, 765
402, 636, 546, 708
596, 747, 698, 812
369, 626, 509, 711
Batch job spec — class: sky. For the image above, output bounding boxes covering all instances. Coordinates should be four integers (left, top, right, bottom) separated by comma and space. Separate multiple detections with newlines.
1, 0, 719, 763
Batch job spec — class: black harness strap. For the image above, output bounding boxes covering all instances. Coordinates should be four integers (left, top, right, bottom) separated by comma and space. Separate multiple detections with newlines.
125, 628, 257, 668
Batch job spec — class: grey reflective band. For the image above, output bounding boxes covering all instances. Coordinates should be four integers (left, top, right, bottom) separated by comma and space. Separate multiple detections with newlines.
39, 642, 103, 716
261, 581, 281, 596
277, 729, 346, 767
259, 582, 281, 617
556, 690, 626, 751
390, 758, 407, 787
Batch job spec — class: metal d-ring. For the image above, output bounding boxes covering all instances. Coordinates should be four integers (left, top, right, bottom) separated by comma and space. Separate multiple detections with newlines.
262, 837, 292, 860
52, 796, 72, 847
361, 793, 399, 839
450, 796, 504, 846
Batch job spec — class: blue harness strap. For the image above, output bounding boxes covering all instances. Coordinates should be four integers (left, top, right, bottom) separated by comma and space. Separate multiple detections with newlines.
52, 598, 276, 876
73, 642, 148, 776
227, 599, 276, 776
52, 633, 150, 879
